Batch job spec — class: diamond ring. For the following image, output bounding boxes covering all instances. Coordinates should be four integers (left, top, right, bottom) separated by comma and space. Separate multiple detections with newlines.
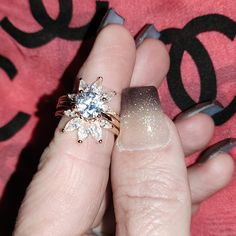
55, 77, 120, 143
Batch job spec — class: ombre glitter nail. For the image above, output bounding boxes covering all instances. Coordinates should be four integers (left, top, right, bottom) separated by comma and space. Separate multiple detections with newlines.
117, 86, 170, 151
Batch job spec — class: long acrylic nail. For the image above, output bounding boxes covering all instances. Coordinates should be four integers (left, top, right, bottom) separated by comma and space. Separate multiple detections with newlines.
197, 138, 236, 163
135, 24, 161, 47
98, 8, 124, 32
175, 101, 224, 121
117, 86, 170, 151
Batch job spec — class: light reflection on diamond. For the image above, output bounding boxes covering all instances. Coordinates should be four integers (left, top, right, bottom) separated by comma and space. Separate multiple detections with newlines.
88, 121, 102, 141
78, 125, 89, 142
75, 91, 103, 119
64, 118, 82, 132
63, 78, 116, 142
100, 119, 113, 129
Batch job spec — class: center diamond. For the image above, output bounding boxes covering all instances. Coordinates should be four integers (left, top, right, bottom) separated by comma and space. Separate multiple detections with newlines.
63, 77, 117, 143
75, 91, 103, 119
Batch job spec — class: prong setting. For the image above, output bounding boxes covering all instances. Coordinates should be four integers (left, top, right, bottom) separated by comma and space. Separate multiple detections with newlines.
56, 77, 119, 143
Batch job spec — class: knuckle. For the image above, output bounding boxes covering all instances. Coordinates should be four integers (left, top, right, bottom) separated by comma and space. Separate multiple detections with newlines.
117, 165, 188, 203
114, 167, 190, 235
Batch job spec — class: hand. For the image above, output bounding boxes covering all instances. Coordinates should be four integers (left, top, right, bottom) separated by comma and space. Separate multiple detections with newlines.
13, 9, 234, 236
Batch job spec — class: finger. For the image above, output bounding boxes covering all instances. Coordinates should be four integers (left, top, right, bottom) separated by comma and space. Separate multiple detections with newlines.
111, 28, 190, 235
190, 153, 234, 213
14, 9, 136, 236
175, 113, 215, 156
189, 139, 235, 207
112, 86, 191, 235
175, 101, 224, 156
130, 25, 169, 87
129, 27, 215, 157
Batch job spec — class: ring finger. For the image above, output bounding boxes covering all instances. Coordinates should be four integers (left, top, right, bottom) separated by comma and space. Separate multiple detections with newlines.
14, 9, 136, 236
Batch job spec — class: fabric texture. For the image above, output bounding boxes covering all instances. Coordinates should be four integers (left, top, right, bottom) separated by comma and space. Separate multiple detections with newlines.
0, 0, 235, 235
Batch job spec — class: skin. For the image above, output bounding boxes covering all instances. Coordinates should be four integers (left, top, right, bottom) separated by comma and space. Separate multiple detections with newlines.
13, 24, 234, 236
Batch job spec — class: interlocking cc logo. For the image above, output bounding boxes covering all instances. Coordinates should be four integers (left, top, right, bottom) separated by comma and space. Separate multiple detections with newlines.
1, 0, 108, 47
160, 14, 236, 125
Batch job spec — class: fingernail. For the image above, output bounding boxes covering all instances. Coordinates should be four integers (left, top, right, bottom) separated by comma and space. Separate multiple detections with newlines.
175, 101, 224, 121
117, 86, 170, 151
135, 24, 161, 47
98, 8, 124, 32
197, 138, 236, 163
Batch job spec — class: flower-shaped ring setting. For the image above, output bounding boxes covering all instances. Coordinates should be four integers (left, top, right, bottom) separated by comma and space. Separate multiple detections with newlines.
55, 77, 120, 143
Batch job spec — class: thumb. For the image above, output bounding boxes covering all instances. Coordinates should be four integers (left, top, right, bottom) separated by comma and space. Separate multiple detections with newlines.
112, 86, 191, 236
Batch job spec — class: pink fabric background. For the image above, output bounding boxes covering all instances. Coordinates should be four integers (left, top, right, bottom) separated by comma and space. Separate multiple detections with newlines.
0, 0, 235, 235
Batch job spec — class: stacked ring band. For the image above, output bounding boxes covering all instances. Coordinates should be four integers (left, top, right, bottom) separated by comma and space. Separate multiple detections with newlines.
55, 77, 120, 143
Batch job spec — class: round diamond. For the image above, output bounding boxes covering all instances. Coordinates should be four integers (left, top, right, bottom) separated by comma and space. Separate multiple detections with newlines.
75, 91, 103, 119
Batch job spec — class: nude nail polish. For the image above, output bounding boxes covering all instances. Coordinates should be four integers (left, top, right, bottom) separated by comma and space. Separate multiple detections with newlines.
117, 86, 170, 151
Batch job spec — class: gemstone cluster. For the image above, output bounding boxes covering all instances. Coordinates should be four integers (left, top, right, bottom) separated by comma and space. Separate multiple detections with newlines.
63, 77, 116, 143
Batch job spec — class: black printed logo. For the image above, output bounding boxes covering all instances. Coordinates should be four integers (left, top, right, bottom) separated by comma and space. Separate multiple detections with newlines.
0, 56, 30, 141
1, 0, 108, 48
160, 14, 236, 125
